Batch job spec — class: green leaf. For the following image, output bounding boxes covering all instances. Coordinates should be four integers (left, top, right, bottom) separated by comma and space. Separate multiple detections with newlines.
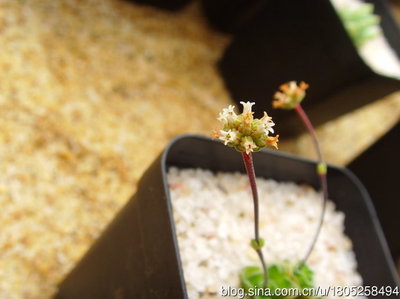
240, 266, 265, 289
337, 3, 381, 48
240, 262, 318, 298
293, 264, 314, 289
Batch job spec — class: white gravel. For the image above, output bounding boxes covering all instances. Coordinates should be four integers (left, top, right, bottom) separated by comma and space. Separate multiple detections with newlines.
168, 167, 364, 299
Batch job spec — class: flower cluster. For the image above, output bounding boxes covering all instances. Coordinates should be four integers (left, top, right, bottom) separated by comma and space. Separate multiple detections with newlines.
213, 101, 279, 154
273, 81, 309, 110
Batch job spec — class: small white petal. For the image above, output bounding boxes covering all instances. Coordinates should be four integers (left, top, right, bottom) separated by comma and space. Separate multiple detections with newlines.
261, 112, 275, 135
217, 105, 237, 124
265, 127, 274, 135
243, 138, 257, 154
217, 113, 227, 123
240, 101, 255, 115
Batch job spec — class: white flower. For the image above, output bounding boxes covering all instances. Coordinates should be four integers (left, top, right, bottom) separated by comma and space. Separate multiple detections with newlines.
242, 137, 257, 154
217, 105, 237, 124
219, 129, 237, 145
260, 112, 275, 135
240, 101, 255, 115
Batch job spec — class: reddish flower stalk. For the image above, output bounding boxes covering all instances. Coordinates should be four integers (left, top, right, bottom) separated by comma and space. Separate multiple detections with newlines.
294, 104, 328, 269
213, 101, 278, 287
242, 152, 268, 287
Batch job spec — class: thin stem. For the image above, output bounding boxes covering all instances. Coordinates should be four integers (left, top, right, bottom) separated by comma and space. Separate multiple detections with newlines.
242, 152, 260, 240
294, 104, 328, 269
294, 104, 323, 161
241, 152, 268, 287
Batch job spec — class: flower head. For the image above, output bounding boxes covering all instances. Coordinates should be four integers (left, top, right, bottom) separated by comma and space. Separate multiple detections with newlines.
213, 102, 279, 153
273, 81, 309, 110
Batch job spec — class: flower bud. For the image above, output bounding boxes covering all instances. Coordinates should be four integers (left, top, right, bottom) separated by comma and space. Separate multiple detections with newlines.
273, 81, 309, 110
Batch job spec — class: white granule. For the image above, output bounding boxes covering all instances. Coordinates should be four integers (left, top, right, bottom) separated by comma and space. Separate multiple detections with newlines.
168, 167, 364, 299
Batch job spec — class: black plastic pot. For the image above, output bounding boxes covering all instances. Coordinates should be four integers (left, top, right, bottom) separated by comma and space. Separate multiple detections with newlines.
124, 0, 192, 11
217, 0, 400, 136
348, 122, 400, 264
56, 135, 399, 298
366, 0, 400, 55
201, 0, 268, 33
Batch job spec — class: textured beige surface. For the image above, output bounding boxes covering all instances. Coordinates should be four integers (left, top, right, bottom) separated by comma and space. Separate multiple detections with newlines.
0, 1, 231, 297
0, 0, 399, 297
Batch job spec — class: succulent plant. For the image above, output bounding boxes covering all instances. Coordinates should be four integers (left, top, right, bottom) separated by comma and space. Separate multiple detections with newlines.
337, 3, 380, 48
